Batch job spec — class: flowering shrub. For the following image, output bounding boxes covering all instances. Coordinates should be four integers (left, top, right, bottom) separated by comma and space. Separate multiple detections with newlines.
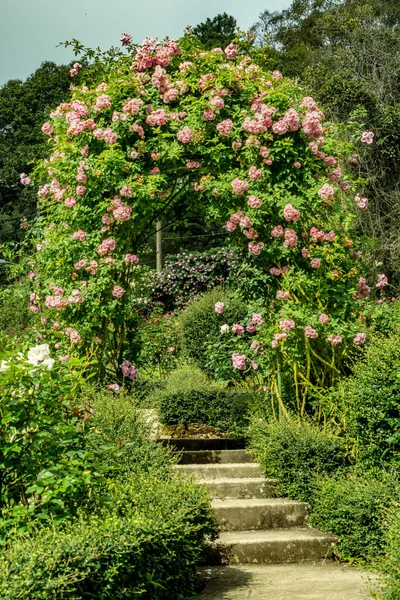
149, 247, 240, 310
0, 343, 98, 527
24, 34, 373, 395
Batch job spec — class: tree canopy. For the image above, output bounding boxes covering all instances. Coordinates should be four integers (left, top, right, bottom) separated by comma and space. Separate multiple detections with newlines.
190, 13, 238, 49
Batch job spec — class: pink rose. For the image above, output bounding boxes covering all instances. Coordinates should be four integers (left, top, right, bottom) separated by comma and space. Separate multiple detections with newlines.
112, 285, 125, 298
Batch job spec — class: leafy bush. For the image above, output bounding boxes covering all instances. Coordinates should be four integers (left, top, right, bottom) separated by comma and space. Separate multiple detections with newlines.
310, 471, 400, 563
130, 376, 167, 405
332, 334, 400, 468
155, 366, 255, 433
179, 288, 247, 374
380, 503, 400, 599
250, 417, 348, 501
0, 472, 218, 600
84, 387, 175, 478
0, 280, 32, 334
136, 309, 182, 378
149, 247, 241, 310
0, 344, 99, 532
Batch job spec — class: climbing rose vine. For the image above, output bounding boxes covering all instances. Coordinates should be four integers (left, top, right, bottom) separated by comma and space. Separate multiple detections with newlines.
27, 35, 371, 389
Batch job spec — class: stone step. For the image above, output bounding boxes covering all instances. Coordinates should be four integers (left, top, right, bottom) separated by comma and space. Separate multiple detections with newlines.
199, 477, 278, 499
158, 437, 246, 451
207, 528, 338, 565
179, 449, 253, 465
211, 498, 308, 531
174, 463, 262, 480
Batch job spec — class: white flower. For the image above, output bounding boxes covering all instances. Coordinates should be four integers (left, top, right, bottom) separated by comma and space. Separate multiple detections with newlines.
27, 344, 51, 366
41, 358, 55, 371
0, 360, 9, 373
220, 324, 230, 334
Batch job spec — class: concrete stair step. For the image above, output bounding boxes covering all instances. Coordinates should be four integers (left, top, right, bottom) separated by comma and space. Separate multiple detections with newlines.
159, 437, 245, 451
199, 477, 278, 499
207, 528, 338, 565
211, 498, 308, 531
179, 449, 254, 465
174, 463, 262, 480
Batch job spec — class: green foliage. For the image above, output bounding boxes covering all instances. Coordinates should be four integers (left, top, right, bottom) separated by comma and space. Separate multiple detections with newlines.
190, 13, 237, 49
0, 62, 71, 241
332, 334, 400, 468
0, 280, 33, 334
310, 471, 400, 562
155, 366, 255, 433
250, 417, 347, 501
0, 472, 218, 600
136, 309, 182, 378
0, 346, 98, 531
380, 503, 400, 599
179, 288, 247, 374
84, 387, 175, 478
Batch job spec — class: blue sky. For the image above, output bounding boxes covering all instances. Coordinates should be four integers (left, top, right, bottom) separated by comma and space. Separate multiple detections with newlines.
1, 0, 289, 85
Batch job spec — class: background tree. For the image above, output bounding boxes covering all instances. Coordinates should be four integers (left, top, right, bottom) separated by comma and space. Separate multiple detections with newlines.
252, 0, 400, 284
0, 62, 71, 242
190, 13, 237, 49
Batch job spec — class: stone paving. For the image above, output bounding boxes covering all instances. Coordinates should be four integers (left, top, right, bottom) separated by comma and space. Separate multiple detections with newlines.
196, 563, 380, 600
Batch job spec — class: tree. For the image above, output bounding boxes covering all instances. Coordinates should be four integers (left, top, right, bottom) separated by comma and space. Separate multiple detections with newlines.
0, 62, 71, 241
190, 13, 237, 49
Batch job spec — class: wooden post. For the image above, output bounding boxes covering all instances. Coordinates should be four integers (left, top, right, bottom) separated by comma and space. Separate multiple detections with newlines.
156, 221, 162, 272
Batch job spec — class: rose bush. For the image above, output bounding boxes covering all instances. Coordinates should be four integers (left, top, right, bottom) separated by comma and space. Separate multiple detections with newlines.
23, 34, 377, 403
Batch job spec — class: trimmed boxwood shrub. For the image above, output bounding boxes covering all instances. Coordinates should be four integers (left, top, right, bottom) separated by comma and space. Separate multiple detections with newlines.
179, 288, 247, 375
0, 473, 218, 600
310, 471, 400, 563
250, 417, 348, 502
154, 366, 256, 433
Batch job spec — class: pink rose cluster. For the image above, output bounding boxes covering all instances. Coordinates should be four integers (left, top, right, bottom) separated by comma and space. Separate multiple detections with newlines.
215, 302, 224, 314
354, 333, 366, 345
361, 131, 374, 144
134, 38, 181, 71
176, 126, 192, 143
125, 253, 140, 264
20, 173, 31, 185
328, 334, 342, 346
248, 195, 262, 208
279, 318, 295, 333
97, 238, 116, 256
65, 327, 81, 344
304, 326, 318, 339
355, 277, 370, 298
120, 359, 138, 379
69, 62, 82, 78
120, 33, 132, 46
232, 353, 246, 370
112, 285, 125, 298
231, 178, 249, 195
355, 194, 368, 211
376, 274, 388, 289
216, 119, 233, 136
283, 204, 300, 222
248, 241, 264, 255
225, 43, 238, 60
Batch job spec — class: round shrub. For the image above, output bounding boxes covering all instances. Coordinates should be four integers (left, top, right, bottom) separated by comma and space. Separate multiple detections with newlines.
250, 417, 348, 502
310, 471, 400, 562
337, 334, 400, 467
179, 288, 247, 374
154, 366, 255, 434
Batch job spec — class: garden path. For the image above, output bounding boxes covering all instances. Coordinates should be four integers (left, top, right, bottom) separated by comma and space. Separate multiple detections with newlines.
164, 438, 380, 599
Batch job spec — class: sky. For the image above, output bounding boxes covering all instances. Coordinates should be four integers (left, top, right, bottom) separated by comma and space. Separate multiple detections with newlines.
0, 0, 290, 86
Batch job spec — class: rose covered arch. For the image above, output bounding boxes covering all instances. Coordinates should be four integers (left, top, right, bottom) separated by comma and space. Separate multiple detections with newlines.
28, 36, 374, 395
